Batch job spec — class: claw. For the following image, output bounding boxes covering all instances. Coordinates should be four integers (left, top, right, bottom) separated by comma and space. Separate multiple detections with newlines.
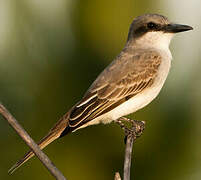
115, 117, 145, 143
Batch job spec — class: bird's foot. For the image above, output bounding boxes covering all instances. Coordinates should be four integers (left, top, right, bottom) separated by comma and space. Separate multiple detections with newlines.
115, 117, 145, 143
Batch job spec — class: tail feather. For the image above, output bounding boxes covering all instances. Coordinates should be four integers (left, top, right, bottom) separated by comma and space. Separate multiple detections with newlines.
8, 111, 70, 174
8, 111, 71, 174
8, 131, 60, 174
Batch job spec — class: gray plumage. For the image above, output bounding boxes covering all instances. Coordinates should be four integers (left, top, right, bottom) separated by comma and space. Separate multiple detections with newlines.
8, 13, 193, 174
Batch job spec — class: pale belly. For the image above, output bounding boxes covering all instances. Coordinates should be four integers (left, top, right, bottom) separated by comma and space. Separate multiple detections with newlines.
78, 54, 171, 129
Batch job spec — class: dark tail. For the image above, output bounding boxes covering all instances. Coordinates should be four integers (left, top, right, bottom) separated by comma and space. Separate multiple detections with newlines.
8, 113, 70, 174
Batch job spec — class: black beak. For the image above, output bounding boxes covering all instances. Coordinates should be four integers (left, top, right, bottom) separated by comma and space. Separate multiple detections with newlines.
164, 23, 193, 33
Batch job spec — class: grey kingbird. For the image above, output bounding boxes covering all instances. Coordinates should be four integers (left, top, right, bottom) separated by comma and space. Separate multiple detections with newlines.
8, 13, 193, 174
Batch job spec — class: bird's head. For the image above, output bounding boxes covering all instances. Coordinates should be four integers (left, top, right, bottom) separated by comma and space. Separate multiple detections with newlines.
127, 14, 193, 49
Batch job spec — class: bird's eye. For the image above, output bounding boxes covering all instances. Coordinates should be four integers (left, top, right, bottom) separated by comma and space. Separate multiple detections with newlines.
147, 22, 157, 29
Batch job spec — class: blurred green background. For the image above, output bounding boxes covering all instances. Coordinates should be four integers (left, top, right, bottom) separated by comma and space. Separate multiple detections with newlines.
0, 0, 200, 179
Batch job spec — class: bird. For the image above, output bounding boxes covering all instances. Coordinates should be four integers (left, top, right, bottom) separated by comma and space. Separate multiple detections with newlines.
8, 13, 193, 174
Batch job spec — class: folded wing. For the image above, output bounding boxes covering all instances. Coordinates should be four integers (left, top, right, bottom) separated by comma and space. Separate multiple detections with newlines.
68, 50, 161, 130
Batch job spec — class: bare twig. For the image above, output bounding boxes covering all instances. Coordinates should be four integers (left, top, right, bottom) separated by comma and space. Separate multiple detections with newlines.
0, 103, 66, 180
123, 133, 134, 180
115, 118, 145, 180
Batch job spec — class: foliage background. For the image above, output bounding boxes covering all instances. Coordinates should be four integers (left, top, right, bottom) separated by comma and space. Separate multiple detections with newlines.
0, 0, 200, 179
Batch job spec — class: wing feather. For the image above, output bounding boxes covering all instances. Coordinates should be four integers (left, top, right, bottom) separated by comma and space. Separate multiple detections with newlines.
68, 50, 161, 129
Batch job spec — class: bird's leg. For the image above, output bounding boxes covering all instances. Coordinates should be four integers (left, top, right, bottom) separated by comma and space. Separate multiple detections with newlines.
115, 117, 145, 143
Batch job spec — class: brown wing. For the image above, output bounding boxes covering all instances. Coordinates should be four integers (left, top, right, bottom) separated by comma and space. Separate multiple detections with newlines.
69, 50, 161, 128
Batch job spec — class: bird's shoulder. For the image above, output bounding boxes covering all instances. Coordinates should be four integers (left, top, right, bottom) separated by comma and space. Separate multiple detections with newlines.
89, 48, 162, 93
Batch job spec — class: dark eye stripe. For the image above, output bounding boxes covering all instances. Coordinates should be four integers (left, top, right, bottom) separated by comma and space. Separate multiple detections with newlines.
133, 22, 162, 38
134, 26, 148, 37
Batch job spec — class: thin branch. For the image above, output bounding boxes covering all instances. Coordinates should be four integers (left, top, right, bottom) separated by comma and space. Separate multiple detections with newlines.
123, 120, 145, 180
0, 103, 66, 180
123, 133, 134, 180
115, 118, 145, 180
